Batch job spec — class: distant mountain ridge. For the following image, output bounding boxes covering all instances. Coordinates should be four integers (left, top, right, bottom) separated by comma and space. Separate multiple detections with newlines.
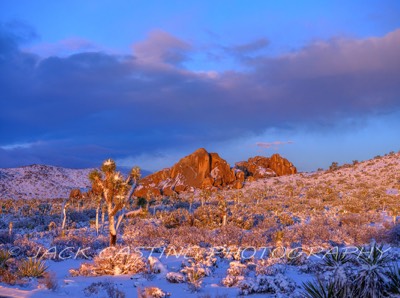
0, 164, 93, 199
0, 164, 152, 199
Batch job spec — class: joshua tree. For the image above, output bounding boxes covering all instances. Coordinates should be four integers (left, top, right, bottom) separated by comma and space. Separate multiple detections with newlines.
62, 189, 80, 231
89, 159, 140, 246
217, 194, 228, 226
87, 183, 103, 235
69, 188, 83, 211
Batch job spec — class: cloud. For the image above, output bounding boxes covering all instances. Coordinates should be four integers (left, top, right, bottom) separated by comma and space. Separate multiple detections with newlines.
25, 37, 98, 57
256, 141, 294, 149
1, 23, 400, 168
230, 38, 270, 54
132, 30, 192, 66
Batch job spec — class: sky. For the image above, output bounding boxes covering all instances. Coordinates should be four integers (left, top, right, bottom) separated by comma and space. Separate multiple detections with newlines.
0, 0, 399, 172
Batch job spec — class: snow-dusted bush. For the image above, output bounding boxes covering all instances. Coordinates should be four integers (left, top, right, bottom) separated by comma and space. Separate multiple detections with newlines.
238, 273, 297, 295
84, 281, 125, 298
137, 286, 168, 298
147, 256, 165, 274
12, 237, 46, 258
255, 258, 286, 276
166, 271, 185, 283
181, 259, 210, 291
0, 268, 21, 285
68, 210, 90, 224
161, 208, 191, 228
222, 261, 248, 287
70, 246, 146, 276
41, 271, 58, 291
388, 223, 400, 244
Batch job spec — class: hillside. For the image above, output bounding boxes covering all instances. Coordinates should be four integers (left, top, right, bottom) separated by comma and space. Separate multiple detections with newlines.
0, 164, 93, 199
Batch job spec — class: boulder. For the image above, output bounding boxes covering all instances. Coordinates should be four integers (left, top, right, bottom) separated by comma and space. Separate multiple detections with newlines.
134, 148, 239, 197
235, 154, 297, 179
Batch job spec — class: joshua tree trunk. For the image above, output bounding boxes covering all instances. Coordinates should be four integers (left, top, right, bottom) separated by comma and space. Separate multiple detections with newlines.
95, 205, 100, 235
61, 200, 68, 230
101, 205, 106, 232
108, 208, 117, 246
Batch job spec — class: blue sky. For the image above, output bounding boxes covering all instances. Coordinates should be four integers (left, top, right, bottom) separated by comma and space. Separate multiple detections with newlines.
0, 1, 399, 171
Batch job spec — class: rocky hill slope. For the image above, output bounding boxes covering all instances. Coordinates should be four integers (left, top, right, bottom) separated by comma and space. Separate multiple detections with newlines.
0, 164, 93, 199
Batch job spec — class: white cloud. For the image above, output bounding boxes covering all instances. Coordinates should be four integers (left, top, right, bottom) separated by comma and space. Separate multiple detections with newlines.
256, 141, 294, 149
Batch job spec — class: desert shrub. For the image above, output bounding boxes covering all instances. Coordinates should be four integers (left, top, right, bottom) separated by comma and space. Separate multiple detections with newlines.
164, 226, 211, 248
123, 220, 169, 247
51, 234, 101, 259
222, 261, 247, 287
18, 257, 48, 277
69, 210, 91, 223
238, 273, 296, 295
212, 225, 244, 246
166, 271, 185, 283
0, 231, 15, 244
0, 268, 20, 285
12, 237, 47, 258
388, 223, 400, 244
42, 271, 58, 291
278, 213, 295, 226
70, 246, 146, 276
137, 286, 168, 298
13, 215, 59, 231
161, 208, 191, 228
0, 219, 7, 229
0, 249, 11, 268
193, 205, 222, 229
181, 261, 206, 291
84, 281, 126, 298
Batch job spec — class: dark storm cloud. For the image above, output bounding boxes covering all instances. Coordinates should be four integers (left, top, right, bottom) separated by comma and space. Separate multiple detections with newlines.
1, 24, 400, 168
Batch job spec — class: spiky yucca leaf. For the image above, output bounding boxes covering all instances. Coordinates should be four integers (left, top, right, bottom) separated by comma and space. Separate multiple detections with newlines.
387, 262, 400, 294
323, 249, 350, 268
302, 279, 342, 298
353, 243, 391, 298
18, 257, 48, 277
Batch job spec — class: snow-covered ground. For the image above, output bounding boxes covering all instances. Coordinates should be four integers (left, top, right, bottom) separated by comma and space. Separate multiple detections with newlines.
0, 165, 93, 199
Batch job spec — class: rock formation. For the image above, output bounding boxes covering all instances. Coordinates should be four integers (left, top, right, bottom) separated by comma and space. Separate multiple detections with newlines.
134, 148, 236, 197
235, 154, 297, 179
134, 149, 297, 197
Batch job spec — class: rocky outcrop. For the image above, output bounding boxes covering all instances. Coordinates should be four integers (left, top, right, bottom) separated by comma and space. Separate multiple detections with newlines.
134, 148, 236, 197
134, 149, 297, 197
235, 154, 297, 178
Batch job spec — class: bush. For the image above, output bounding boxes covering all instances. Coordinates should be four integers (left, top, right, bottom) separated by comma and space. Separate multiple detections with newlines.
18, 257, 48, 277
0, 268, 20, 285
70, 246, 146, 276
0, 249, 11, 268
84, 281, 125, 298
137, 286, 168, 298
42, 271, 58, 291
69, 210, 90, 223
